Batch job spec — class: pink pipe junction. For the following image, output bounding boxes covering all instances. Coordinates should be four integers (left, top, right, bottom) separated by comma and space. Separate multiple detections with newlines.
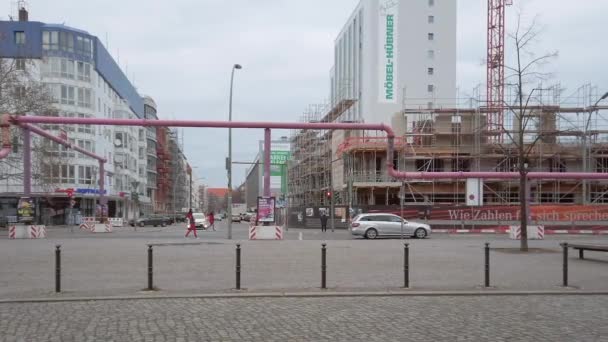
6, 114, 608, 181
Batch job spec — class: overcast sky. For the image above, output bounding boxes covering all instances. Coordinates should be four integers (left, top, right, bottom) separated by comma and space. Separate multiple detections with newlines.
7, 0, 608, 187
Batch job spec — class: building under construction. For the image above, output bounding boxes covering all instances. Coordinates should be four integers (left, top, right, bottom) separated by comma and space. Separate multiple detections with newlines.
288, 84, 608, 226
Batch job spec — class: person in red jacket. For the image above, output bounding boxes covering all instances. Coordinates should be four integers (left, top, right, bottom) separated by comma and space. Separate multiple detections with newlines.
208, 211, 215, 231
185, 209, 198, 238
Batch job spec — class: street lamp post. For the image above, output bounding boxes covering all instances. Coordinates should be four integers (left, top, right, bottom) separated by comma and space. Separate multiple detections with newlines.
582, 91, 608, 203
227, 64, 242, 240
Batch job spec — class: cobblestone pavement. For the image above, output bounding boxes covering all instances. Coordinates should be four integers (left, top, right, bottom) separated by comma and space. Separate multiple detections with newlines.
1, 295, 607, 341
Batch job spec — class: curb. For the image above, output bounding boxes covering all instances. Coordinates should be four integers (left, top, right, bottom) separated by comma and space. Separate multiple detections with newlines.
433, 229, 608, 235
1, 289, 607, 304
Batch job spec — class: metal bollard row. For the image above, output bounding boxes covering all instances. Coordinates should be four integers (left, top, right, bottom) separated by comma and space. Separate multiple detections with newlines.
50, 242, 574, 294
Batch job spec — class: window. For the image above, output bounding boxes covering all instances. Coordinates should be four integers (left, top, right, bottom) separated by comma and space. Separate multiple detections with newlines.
59, 31, 74, 52
428, 33, 434, 41
549, 158, 566, 172
61, 59, 74, 79
78, 166, 93, 185
61, 85, 75, 105
428, 15, 435, 24
77, 62, 84, 80
427, 67, 434, 75
76, 36, 84, 53
14, 31, 25, 45
416, 159, 444, 172
41, 57, 61, 77
84, 64, 91, 82
139, 147, 144, 159
427, 84, 435, 93
76, 88, 91, 108
60, 165, 75, 184
14, 86, 26, 99
15, 59, 26, 70
429, 0, 435, 6
427, 50, 435, 59
42, 31, 59, 50
452, 159, 470, 172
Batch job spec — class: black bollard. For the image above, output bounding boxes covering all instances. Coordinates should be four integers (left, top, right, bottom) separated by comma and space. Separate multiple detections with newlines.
147, 245, 153, 290
321, 243, 327, 289
55, 245, 61, 293
484, 242, 490, 287
561, 242, 568, 287
236, 243, 241, 290
404, 243, 410, 288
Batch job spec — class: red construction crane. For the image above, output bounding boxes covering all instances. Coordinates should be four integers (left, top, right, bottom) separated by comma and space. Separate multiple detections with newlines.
487, 0, 512, 142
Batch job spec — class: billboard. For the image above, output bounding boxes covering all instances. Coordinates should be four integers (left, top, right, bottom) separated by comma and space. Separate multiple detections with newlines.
260, 141, 291, 203
257, 196, 276, 223
378, 0, 398, 103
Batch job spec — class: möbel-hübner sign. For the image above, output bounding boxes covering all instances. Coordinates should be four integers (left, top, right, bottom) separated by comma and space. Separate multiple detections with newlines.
378, 0, 398, 103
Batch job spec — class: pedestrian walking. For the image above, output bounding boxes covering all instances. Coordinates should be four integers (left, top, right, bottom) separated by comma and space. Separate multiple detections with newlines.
320, 212, 328, 232
208, 211, 216, 231
185, 209, 198, 238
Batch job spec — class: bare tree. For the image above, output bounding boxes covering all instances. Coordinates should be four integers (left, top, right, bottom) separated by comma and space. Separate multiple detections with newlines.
0, 57, 65, 196
499, 14, 558, 251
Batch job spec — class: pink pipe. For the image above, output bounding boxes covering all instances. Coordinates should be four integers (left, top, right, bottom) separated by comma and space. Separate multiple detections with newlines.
19, 123, 106, 162
0, 114, 11, 159
12, 116, 390, 133
11, 115, 608, 180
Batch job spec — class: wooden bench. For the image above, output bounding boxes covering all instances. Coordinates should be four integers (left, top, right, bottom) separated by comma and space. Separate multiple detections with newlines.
568, 244, 608, 259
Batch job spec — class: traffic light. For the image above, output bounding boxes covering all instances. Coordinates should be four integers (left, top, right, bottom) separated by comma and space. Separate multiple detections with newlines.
326, 191, 332, 199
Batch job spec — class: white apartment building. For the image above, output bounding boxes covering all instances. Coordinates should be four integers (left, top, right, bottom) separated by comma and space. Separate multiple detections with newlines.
0, 9, 151, 222
330, 0, 457, 125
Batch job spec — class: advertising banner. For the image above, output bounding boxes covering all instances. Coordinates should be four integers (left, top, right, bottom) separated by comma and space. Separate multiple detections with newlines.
378, 0, 398, 103
17, 197, 35, 223
257, 196, 276, 223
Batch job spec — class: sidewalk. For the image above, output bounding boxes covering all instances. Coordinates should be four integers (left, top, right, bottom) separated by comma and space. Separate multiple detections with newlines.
0, 235, 606, 300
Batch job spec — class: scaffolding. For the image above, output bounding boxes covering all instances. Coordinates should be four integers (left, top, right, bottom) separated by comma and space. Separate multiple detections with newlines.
288, 83, 608, 208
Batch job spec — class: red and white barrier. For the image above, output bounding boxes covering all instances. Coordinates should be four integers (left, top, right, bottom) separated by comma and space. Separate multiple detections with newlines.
79, 222, 112, 233
432, 227, 608, 235
249, 225, 283, 240
509, 225, 544, 240
8, 225, 46, 239
108, 218, 123, 227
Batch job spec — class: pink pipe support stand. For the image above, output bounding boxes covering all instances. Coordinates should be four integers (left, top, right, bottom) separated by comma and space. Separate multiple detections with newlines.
263, 128, 271, 197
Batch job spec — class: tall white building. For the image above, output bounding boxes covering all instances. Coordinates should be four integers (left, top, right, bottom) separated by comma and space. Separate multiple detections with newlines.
330, 0, 457, 125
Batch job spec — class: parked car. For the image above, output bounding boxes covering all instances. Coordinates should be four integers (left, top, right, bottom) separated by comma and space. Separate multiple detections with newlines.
192, 213, 209, 229
213, 214, 222, 222
350, 213, 431, 239
231, 214, 241, 222
130, 215, 171, 227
